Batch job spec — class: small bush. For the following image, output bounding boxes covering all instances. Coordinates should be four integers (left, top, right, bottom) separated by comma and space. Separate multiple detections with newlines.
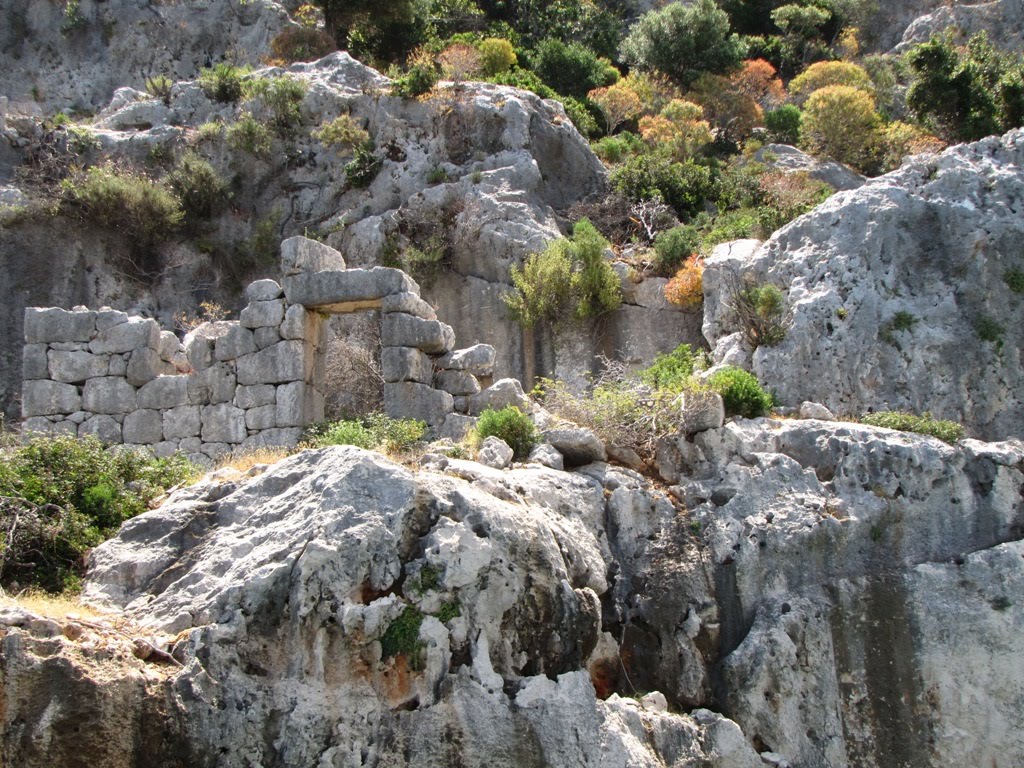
380, 605, 425, 667
60, 163, 183, 255
707, 366, 773, 418
789, 61, 873, 104
859, 411, 964, 444
392, 52, 439, 99
975, 316, 1004, 346
610, 154, 718, 220
638, 344, 699, 391
226, 113, 272, 156
270, 27, 335, 63
168, 152, 229, 225
249, 75, 308, 129
199, 62, 248, 103
764, 104, 802, 144
307, 414, 426, 454
665, 255, 705, 309
1005, 268, 1024, 293
475, 406, 537, 459
560, 96, 600, 138
591, 132, 643, 164
532, 38, 614, 99
145, 75, 173, 104
653, 225, 699, 276
505, 219, 621, 329
730, 279, 786, 347
345, 145, 383, 188
314, 115, 370, 150
479, 37, 517, 76
0, 436, 196, 592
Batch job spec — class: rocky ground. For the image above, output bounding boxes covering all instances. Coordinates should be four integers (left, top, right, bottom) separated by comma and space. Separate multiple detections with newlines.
4, 418, 1021, 767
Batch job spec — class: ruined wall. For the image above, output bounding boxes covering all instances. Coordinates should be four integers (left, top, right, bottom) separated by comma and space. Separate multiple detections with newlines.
20, 238, 496, 462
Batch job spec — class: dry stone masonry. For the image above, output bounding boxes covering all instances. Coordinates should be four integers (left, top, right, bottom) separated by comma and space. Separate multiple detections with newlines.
21, 237, 496, 462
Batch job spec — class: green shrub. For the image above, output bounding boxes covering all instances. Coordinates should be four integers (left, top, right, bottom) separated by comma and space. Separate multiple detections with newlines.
653, 225, 699, 276
308, 414, 426, 454
253, 75, 308, 129
560, 96, 600, 138
345, 145, 383, 188
610, 155, 718, 220
226, 113, 273, 156
168, 152, 229, 225
730, 280, 786, 347
639, 344, 700, 391
764, 104, 802, 144
1005, 268, 1024, 293
975, 316, 1004, 346
391, 60, 439, 99
707, 366, 773, 418
479, 37, 517, 75
60, 163, 183, 254
380, 605, 425, 667
591, 132, 643, 164
0, 436, 196, 592
314, 114, 370, 150
145, 74, 174, 104
199, 62, 248, 103
475, 406, 537, 459
532, 38, 613, 99
487, 67, 555, 99
505, 219, 621, 328
859, 411, 964, 444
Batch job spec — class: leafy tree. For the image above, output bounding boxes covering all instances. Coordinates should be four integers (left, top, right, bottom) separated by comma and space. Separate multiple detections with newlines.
906, 31, 1024, 142
638, 100, 713, 159
732, 58, 786, 107
610, 154, 718, 219
801, 84, 880, 170
532, 38, 616, 99
621, 0, 746, 87
764, 104, 802, 143
689, 73, 764, 145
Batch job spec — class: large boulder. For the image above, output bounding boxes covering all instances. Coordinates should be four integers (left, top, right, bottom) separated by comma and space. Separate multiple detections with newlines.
703, 130, 1024, 440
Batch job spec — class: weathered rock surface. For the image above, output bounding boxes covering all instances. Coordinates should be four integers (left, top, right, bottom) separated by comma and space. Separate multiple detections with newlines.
754, 144, 866, 191
704, 130, 1024, 440
3, 410, 1021, 767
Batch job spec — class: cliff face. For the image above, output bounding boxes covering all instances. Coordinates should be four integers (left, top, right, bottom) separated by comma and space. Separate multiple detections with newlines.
3, 418, 1021, 767
704, 130, 1024, 441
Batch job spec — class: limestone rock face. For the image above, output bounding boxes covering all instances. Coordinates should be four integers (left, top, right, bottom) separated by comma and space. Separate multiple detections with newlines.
0, 0, 292, 112
703, 130, 1024, 440
894, 0, 1024, 52
74, 446, 764, 767
753, 144, 865, 191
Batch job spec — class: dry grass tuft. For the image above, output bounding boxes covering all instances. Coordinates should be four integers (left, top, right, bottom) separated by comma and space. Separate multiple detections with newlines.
216, 446, 294, 474
0, 589, 107, 621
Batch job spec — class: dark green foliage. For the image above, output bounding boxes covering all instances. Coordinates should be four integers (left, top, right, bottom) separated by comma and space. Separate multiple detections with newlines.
653, 226, 700, 276
380, 605, 425, 667
859, 411, 964, 444
475, 406, 538, 459
560, 96, 601, 137
638, 344, 699, 391
259, 76, 308, 129
487, 66, 556, 99
532, 38, 614, 99
906, 31, 1024, 142
59, 163, 183, 258
591, 131, 644, 164
620, 0, 746, 87
391, 60, 439, 98
1005, 268, 1024, 293
199, 62, 248, 103
975, 316, 1004, 346
505, 219, 621, 328
437, 600, 461, 622
707, 366, 773, 418
225, 114, 273, 156
168, 152, 229, 226
764, 104, 802, 144
610, 155, 718, 220
308, 414, 427, 453
0, 436, 196, 592
345, 145, 383, 188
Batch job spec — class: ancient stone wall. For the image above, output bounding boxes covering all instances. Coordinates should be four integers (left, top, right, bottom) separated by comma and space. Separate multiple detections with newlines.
20, 237, 494, 462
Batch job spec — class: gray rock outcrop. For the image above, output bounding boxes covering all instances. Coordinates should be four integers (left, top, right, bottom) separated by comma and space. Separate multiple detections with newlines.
704, 129, 1024, 440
